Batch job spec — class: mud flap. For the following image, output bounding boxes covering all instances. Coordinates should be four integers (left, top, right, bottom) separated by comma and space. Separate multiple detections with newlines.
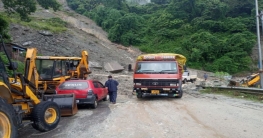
43, 94, 78, 116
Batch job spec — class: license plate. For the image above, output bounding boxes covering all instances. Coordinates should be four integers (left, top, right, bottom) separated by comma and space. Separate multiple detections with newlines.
76, 100, 79, 103
151, 90, 159, 94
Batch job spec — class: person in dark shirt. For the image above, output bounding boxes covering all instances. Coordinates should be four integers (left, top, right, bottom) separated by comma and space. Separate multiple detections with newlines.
204, 73, 208, 81
105, 75, 119, 104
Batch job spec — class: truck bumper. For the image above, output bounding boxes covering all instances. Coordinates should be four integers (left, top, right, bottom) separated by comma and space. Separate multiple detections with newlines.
133, 87, 182, 97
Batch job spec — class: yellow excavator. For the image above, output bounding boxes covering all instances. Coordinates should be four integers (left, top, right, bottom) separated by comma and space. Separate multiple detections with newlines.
240, 73, 260, 87
228, 73, 260, 88
62, 50, 91, 79
0, 35, 61, 138
24, 48, 78, 116
36, 50, 91, 80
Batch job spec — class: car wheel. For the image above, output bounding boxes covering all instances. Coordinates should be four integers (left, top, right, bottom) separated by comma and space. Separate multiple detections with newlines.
91, 99, 98, 109
0, 98, 18, 138
102, 96, 107, 101
31, 101, 60, 132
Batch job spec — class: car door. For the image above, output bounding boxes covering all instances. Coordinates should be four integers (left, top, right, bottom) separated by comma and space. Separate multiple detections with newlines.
97, 81, 107, 99
92, 81, 101, 100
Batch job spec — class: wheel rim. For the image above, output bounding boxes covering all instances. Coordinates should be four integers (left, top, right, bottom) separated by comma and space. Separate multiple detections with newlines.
0, 112, 11, 138
45, 108, 57, 124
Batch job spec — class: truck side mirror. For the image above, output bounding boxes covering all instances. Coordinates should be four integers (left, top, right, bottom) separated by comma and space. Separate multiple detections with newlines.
8, 62, 18, 70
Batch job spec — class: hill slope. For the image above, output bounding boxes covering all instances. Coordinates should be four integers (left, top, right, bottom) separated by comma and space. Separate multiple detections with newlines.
0, 0, 143, 95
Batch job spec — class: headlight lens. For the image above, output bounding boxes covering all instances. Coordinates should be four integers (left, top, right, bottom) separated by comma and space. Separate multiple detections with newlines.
170, 83, 177, 86
135, 83, 141, 85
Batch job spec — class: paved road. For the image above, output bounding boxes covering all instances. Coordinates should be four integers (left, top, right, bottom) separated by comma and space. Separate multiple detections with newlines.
19, 93, 263, 138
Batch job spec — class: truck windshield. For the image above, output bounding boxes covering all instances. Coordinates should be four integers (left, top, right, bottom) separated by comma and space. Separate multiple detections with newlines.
135, 62, 177, 73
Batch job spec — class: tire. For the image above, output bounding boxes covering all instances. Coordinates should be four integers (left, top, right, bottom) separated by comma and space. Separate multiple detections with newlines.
102, 95, 107, 101
91, 99, 98, 109
31, 101, 60, 132
0, 98, 18, 138
183, 79, 187, 84
137, 92, 142, 99
175, 89, 183, 98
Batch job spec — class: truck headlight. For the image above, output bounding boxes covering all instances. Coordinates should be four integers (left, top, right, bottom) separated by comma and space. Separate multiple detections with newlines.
170, 83, 177, 86
135, 83, 141, 85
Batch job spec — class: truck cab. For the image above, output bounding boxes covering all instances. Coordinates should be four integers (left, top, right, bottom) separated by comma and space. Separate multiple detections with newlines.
133, 53, 186, 98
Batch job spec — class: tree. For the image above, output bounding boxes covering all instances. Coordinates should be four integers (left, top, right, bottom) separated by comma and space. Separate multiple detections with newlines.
2, 0, 61, 21
0, 15, 10, 40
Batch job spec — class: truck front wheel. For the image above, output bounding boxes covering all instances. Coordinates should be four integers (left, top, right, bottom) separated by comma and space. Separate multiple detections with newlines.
137, 92, 142, 99
175, 90, 183, 98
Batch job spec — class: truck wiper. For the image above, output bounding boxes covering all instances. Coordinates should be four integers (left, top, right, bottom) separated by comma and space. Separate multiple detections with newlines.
158, 70, 176, 74
137, 70, 154, 72
159, 70, 176, 72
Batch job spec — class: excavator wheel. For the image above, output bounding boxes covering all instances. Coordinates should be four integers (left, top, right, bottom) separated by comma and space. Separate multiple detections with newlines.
0, 98, 18, 138
31, 101, 60, 132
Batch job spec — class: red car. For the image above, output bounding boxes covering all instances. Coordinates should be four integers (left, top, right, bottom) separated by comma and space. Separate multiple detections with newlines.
55, 80, 108, 109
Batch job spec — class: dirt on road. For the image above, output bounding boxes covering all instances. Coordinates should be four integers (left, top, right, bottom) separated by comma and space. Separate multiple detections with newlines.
18, 82, 263, 138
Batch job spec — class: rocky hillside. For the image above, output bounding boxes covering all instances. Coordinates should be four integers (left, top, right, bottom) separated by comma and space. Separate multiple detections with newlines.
0, 0, 143, 95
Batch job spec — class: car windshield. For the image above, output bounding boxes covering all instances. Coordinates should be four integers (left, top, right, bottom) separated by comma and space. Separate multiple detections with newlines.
59, 81, 89, 90
135, 61, 177, 74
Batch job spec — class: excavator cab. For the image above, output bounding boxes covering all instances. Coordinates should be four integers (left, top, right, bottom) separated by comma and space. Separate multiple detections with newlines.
36, 59, 68, 80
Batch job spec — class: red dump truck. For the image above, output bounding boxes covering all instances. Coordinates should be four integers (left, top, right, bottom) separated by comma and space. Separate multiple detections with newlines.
133, 53, 186, 98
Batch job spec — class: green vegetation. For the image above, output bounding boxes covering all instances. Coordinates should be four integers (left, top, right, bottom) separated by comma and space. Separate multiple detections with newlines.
0, 52, 25, 76
2, 0, 60, 21
66, 0, 263, 74
0, 0, 64, 40
201, 88, 263, 103
1, 13, 67, 33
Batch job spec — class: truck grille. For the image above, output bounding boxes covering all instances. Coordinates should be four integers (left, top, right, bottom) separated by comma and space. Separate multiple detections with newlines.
134, 79, 179, 86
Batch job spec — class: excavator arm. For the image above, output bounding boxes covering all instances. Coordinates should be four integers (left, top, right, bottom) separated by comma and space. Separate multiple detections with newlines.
24, 48, 40, 89
76, 50, 91, 79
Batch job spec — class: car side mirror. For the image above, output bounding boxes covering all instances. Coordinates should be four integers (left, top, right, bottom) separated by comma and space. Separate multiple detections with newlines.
8, 62, 18, 70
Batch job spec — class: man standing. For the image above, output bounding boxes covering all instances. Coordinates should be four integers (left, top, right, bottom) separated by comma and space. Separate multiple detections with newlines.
105, 75, 119, 104
204, 73, 208, 81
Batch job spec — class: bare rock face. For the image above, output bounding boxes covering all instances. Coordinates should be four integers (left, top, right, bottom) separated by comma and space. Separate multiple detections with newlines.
39, 30, 53, 36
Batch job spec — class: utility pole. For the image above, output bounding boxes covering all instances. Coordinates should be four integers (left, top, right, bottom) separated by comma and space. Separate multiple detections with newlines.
255, 0, 263, 88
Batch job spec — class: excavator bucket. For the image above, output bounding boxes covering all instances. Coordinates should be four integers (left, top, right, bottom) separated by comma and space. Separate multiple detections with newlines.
44, 94, 78, 116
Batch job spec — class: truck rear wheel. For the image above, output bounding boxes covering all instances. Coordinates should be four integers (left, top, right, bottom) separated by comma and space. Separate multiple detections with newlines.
0, 98, 18, 138
31, 101, 60, 132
